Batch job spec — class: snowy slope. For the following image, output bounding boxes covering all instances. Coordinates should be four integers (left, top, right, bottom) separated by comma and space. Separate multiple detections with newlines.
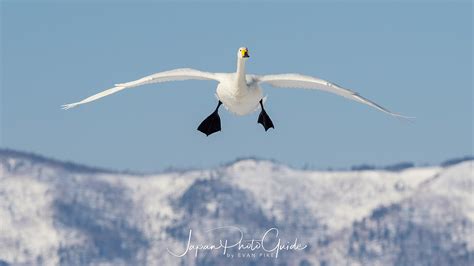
0, 150, 472, 266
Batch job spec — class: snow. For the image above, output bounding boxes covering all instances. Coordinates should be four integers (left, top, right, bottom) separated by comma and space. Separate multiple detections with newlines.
0, 175, 60, 265
224, 160, 442, 231
0, 152, 472, 265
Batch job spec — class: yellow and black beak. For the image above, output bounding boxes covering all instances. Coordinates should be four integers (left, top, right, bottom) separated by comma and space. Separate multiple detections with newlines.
241, 48, 249, 58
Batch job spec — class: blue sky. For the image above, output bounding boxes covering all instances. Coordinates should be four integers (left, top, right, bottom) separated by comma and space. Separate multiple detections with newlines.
1, 1, 472, 171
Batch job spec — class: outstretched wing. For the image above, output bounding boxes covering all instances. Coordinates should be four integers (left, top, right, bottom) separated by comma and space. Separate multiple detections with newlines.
62, 68, 220, 110
253, 73, 412, 119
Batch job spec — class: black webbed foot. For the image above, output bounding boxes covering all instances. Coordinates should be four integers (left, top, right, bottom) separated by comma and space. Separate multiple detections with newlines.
257, 99, 274, 131
197, 101, 222, 136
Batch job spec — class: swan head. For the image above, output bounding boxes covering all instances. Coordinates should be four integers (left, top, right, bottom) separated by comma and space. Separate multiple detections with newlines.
238, 47, 249, 59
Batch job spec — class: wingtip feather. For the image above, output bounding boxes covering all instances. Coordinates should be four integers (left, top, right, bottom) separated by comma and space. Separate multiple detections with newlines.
392, 113, 416, 123
61, 103, 79, 110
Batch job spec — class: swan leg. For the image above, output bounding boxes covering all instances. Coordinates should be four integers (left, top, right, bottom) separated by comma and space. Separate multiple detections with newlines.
197, 101, 222, 136
257, 99, 274, 131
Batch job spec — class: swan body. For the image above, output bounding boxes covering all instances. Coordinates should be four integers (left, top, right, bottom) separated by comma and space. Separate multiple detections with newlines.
62, 47, 410, 135
215, 75, 263, 115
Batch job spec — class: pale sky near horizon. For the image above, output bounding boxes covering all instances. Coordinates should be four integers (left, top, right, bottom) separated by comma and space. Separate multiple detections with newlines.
1, 1, 472, 171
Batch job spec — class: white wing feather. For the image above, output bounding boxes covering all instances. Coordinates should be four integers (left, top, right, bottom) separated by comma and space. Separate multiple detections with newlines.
62, 68, 219, 109
254, 73, 412, 119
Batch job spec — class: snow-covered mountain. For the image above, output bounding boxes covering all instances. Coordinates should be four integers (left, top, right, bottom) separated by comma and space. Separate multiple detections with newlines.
0, 149, 472, 266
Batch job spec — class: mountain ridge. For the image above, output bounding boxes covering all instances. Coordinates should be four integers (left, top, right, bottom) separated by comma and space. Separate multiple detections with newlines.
0, 149, 472, 265
1, 148, 472, 175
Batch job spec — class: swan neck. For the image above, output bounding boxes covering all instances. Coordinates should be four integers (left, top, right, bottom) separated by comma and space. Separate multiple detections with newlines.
236, 58, 247, 85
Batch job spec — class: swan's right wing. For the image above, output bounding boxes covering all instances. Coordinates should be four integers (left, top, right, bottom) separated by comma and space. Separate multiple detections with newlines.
114, 68, 219, 88
62, 68, 220, 110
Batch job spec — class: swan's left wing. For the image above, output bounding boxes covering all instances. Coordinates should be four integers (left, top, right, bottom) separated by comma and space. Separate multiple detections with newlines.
252, 73, 412, 119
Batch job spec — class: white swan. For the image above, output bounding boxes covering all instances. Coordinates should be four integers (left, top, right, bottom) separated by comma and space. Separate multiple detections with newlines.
62, 47, 410, 136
